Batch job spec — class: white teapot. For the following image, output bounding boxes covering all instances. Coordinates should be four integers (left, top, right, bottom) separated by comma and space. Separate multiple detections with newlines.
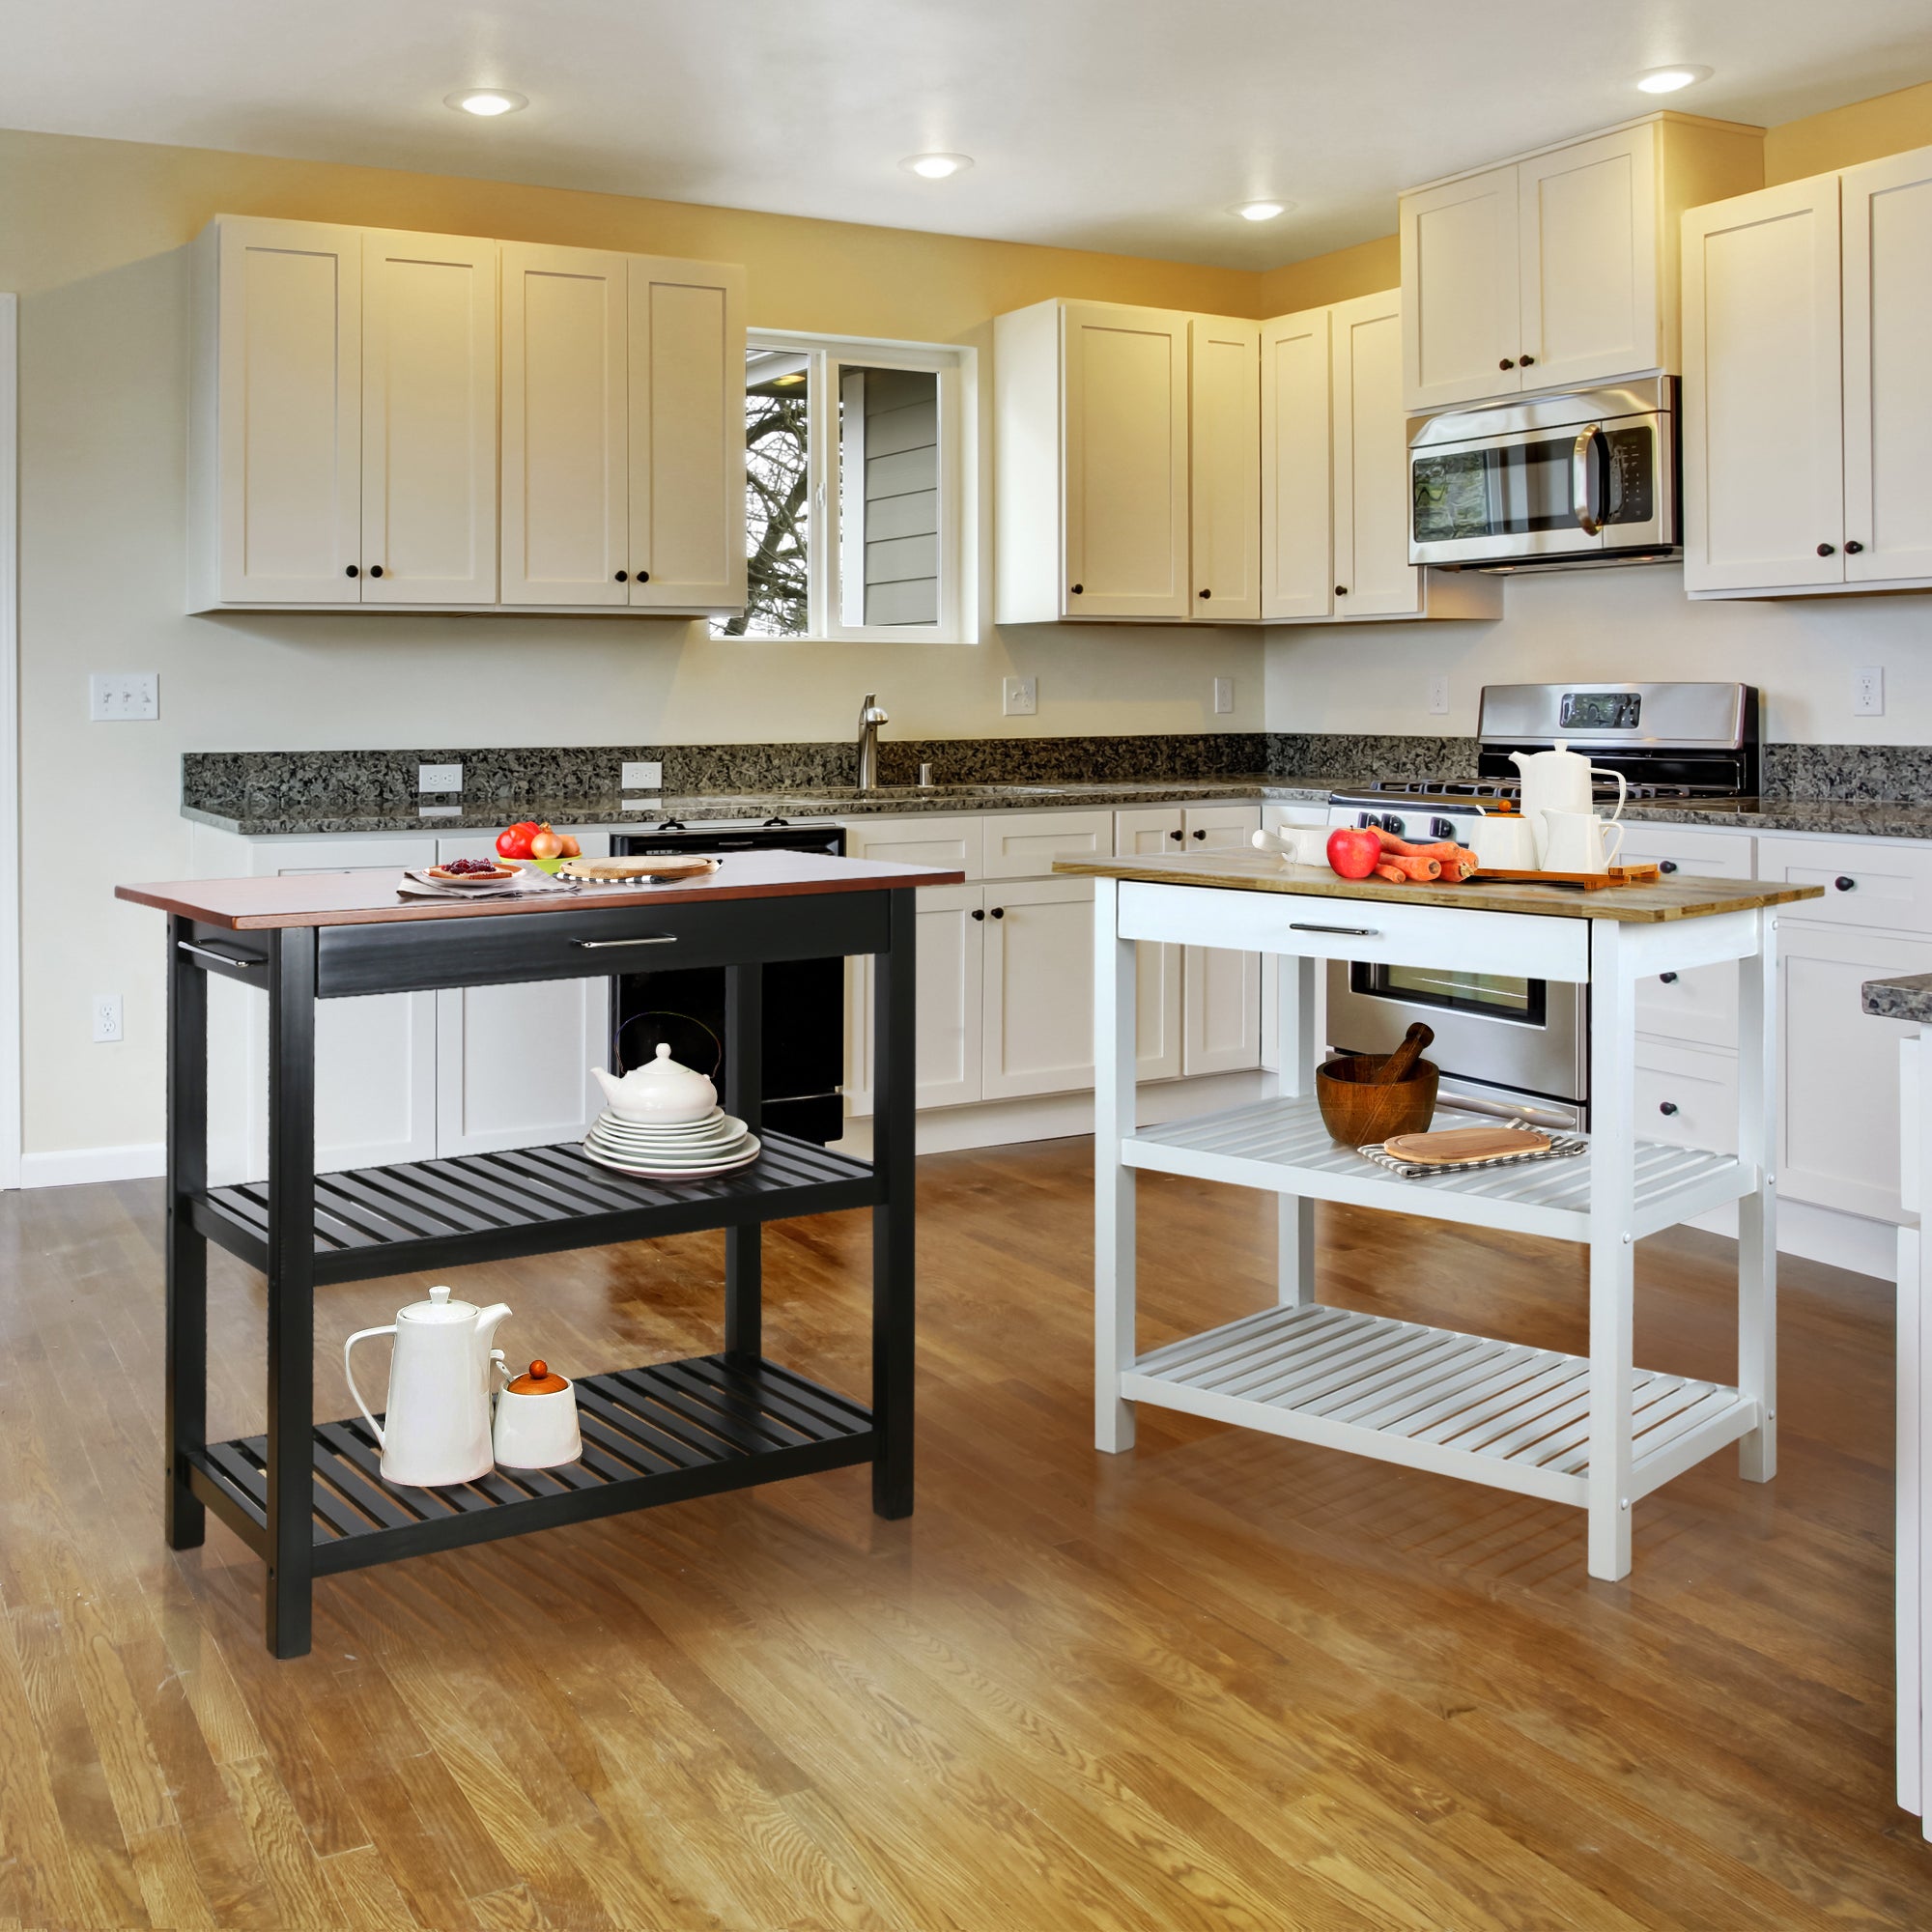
1511, 742, 1628, 866
591, 1042, 717, 1124
345, 1285, 511, 1488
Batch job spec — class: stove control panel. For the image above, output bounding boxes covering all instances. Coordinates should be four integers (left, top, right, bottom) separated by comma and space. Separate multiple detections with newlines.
1351, 810, 1463, 841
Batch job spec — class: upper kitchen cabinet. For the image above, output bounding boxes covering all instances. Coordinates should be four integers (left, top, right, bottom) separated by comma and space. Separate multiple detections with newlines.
1400, 115, 1764, 413
1186, 314, 1262, 622
1262, 292, 1499, 625
1683, 143, 1932, 598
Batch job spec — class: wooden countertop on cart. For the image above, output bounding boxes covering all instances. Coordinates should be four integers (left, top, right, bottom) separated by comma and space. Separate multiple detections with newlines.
116, 850, 966, 930
1052, 851, 1824, 923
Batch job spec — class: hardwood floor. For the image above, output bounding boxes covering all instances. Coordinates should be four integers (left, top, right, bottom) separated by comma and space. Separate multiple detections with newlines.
2, 1139, 1927, 1929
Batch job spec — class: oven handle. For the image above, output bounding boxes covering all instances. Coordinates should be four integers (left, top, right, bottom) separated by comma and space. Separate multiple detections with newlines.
1438, 1086, 1581, 1131
1289, 922, 1378, 938
573, 935, 679, 950
1572, 423, 1606, 536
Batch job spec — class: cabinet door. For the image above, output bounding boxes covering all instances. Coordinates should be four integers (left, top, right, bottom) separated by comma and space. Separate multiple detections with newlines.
1400, 165, 1521, 412
213, 216, 362, 603
1260, 306, 1334, 620
1061, 303, 1189, 619
1619, 825, 1752, 1047
1634, 1038, 1738, 1156
628, 257, 747, 611
1114, 810, 1185, 1080
1518, 125, 1661, 393
1180, 807, 1263, 1074
1331, 292, 1423, 619
843, 885, 985, 1115
982, 878, 1096, 1099
1187, 315, 1261, 620
360, 230, 498, 605
1778, 921, 1932, 1221
1843, 147, 1932, 586
500, 243, 629, 606
1682, 178, 1844, 594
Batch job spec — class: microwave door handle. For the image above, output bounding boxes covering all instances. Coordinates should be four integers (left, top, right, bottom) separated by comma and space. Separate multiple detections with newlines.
1572, 424, 1605, 536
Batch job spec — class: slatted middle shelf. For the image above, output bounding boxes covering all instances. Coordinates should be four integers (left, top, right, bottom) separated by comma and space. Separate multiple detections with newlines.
1123, 1095, 1751, 1242
185, 1352, 874, 1575
1125, 1305, 1758, 1508
191, 1134, 877, 1284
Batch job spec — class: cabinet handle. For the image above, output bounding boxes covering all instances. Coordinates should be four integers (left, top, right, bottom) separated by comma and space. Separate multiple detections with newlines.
637, 570, 650, 583
971, 907, 985, 922
1817, 543, 1836, 556
1069, 583, 1084, 595
368, 564, 384, 578
1659, 1101, 1680, 1118
344, 564, 359, 579
1335, 585, 1349, 597
1191, 828, 1208, 840
1289, 922, 1378, 937
615, 570, 628, 582
1498, 357, 1516, 371
1199, 588, 1211, 600
1846, 541, 1865, 554
989, 906, 1005, 919
571, 934, 679, 950
1659, 972, 1679, 984
1168, 828, 1184, 842
1659, 860, 1678, 874
1834, 875, 1856, 892
1520, 354, 1536, 368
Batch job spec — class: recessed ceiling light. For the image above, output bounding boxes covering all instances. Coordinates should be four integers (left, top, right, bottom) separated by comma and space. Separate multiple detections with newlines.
1634, 65, 1713, 95
1233, 200, 1293, 222
445, 88, 528, 117
900, 153, 974, 180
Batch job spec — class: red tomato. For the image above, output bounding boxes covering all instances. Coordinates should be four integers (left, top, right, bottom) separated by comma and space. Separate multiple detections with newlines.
1325, 827, 1383, 880
496, 821, 538, 860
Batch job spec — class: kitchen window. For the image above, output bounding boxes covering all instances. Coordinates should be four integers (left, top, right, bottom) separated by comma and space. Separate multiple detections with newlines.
714, 330, 975, 642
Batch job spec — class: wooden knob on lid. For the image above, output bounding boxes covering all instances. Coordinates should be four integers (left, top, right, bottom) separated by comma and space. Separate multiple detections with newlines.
507, 1359, 569, 1393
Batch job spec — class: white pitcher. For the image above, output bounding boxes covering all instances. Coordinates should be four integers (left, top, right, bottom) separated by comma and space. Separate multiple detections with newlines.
345, 1285, 512, 1488
1539, 809, 1625, 875
1511, 742, 1628, 864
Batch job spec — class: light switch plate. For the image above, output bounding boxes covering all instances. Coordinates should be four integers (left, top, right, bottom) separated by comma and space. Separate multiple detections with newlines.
1003, 676, 1037, 718
621, 761, 664, 790
1427, 673, 1451, 716
1854, 668, 1885, 717
1212, 677, 1235, 715
89, 673, 158, 722
417, 762, 463, 793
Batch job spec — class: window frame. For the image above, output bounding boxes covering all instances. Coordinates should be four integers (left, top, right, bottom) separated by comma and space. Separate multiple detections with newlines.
739, 327, 976, 645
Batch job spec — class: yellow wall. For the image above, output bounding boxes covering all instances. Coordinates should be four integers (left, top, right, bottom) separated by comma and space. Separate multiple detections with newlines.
1766, 78, 1932, 184
1258, 235, 1401, 318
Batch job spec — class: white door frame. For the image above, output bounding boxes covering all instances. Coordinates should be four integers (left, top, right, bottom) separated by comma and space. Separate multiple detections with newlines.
0, 295, 19, 1188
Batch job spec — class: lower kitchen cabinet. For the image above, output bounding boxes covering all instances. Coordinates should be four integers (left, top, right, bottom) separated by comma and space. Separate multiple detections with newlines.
1634, 1037, 1740, 1155
1620, 823, 1752, 1049
982, 878, 1098, 1099
1179, 806, 1262, 1073
843, 883, 986, 1114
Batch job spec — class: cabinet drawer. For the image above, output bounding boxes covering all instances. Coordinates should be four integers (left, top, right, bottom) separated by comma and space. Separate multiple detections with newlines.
1756, 834, 1932, 934
1635, 957, 1738, 1049
1115, 807, 1185, 858
1634, 1040, 1738, 1155
1618, 822, 1753, 881
844, 814, 983, 879
982, 809, 1116, 879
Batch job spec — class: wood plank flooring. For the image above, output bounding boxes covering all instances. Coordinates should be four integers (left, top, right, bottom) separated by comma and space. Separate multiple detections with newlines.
2, 1139, 1927, 1929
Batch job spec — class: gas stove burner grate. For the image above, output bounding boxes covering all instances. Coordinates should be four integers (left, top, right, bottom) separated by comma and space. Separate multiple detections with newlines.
1352, 775, 1718, 804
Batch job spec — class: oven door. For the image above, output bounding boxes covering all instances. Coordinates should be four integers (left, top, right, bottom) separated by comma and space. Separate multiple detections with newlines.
1409, 408, 1671, 567
1324, 957, 1588, 1108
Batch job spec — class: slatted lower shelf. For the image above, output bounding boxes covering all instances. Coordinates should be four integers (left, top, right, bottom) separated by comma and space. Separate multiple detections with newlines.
185, 1353, 873, 1575
191, 1132, 876, 1284
1122, 1304, 1757, 1507
1125, 1094, 1752, 1242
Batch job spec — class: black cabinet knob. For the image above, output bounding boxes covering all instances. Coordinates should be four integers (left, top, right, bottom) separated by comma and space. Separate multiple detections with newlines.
1659, 860, 1678, 874
1846, 541, 1865, 554
1168, 828, 1184, 842
368, 564, 384, 578
1660, 972, 1679, 984
1835, 875, 1856, 892
637, 570, 650, 582
1659, 1101, 1680, 1117
989, 906, 1005, 919
1519, 354, 1536, 367
1499, 357, 1516, 370
1069, 583, 1083, 595
1817, 543, 1835, 556
1199, 588, 1211, 600
970, 907, 985, 922
345, 565, 359, 579
615, 570, 628, 582
1335, 585, 1349, 597
1192, 828, 1208, 840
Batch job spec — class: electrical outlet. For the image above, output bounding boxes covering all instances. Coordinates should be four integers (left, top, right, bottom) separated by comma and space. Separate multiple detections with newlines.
417, 762, 463, 793
92, 994, 123, 1044
1854, 667, 1885, 717
1003, 676, 1037, 718
621, 760, 663, 791
1212, 677, 1235, 715
1427, 673, 1451, 716
88, 673, 158, 722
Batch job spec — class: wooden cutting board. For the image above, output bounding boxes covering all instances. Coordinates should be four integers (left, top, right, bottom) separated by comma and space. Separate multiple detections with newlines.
557, 857, 722, 883
1471, 864, 1662, 893
1381, 1125, 1551, 1165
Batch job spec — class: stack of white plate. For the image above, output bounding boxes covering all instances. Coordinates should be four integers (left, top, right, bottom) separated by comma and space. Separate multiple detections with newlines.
581, 1107, 761, 1179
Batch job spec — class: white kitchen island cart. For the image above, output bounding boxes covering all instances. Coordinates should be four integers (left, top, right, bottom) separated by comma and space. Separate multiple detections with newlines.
1057, 851, 1823, 1579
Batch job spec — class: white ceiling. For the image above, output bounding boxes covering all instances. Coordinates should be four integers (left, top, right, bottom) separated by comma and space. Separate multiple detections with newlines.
3, 0, 1929, 270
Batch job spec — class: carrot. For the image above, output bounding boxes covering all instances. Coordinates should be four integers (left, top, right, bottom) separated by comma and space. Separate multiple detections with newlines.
1372, 862, 1407, 884
1378, 853, 1442, 882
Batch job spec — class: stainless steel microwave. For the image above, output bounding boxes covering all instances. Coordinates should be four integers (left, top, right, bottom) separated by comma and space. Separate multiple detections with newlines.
1407, 376, 1679, 571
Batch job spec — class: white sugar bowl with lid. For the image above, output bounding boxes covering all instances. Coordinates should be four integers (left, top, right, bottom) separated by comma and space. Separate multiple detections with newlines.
590, 1042, 717, 1124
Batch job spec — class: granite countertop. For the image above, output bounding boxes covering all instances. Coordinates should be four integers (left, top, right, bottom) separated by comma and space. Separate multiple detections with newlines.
1862, 973, 1932, 1025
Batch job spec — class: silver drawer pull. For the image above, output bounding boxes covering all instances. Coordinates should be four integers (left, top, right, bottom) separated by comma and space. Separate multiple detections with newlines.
178, 939, 265, 970
572, 934, 679, 951
1289, 922, 1378, 937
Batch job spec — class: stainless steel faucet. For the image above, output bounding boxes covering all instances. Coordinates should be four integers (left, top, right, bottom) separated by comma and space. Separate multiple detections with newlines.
855, 693, 889, 789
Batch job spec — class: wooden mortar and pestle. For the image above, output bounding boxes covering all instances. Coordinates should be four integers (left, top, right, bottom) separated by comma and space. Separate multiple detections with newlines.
1314, 1022, 1438, 1145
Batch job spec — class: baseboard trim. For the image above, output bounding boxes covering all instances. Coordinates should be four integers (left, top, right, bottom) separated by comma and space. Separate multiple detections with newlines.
17, 1143, 166, 1188
1690, 1196, 1898, 1284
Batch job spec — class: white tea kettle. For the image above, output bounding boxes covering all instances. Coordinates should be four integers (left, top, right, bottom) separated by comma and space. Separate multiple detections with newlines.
590, 1041, 717, 1124
345, 1285, 511, 1487
1510, 741, 1628, 865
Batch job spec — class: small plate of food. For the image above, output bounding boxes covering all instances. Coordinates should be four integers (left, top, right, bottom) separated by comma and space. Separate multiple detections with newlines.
422, 859, 524, 888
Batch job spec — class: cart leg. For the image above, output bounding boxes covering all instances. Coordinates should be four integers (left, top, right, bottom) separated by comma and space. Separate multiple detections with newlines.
1587, 919, 1635, 1582
1736, 913, 1778, 1483
724, 963, 763, 1365
165, 918, 208, 1549
1275, 952, 1317, 1308
265, 928, 317, 1658
1094, 880, 1138, 1453
870, 890, 915, 1519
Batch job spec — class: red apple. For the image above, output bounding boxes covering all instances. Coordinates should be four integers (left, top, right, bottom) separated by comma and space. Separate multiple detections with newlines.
1325, 827, 1383, 880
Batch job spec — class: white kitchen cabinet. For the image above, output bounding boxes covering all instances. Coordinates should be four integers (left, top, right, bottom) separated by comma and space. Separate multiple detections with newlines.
982, 877, 1098, 1099
1112, 809, 1192, 1082
1260, 307, 1333, 620
500, 242, 631, 608
1620, 823, 1753, 1047
1634, 1037, 1740, 1155
359, 229, 498, 605
626, 256, 747, 611
982, 808, 1114, 879
191, 215, 363, 608
1187, 315, 1261, 621
1754, 833, 1932, 936
1402, 115, 1763, 413
1260, 806, 1332, 1073
1331, 292, 1420, 619
1180, 807, 1263, 1074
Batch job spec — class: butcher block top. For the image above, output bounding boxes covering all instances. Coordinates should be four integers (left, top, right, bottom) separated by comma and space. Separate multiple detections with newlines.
1052, 851, 1825, 923
117, 850, 965, 930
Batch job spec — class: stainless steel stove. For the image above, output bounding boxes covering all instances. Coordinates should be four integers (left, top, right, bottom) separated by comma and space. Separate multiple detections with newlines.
1323, 681, 1760, 1125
